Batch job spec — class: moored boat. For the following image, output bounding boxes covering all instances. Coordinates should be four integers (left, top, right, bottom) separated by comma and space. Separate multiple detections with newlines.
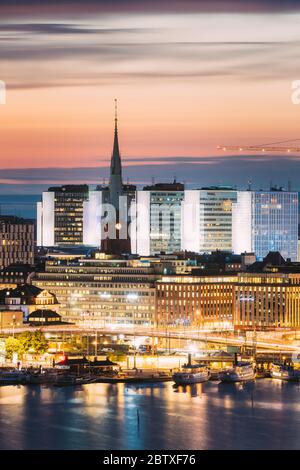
53, 374, 98, 387
173, 364, 210, 385
0, 370, 28, 385
270, 363, 300, 382
219, 362, 256, 383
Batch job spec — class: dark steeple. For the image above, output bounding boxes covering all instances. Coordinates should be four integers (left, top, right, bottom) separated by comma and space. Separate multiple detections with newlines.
109, 99, 123, 209
101, 99, 131, 255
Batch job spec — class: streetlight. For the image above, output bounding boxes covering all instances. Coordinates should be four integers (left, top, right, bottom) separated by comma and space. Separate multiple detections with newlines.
93, 330, 98, 357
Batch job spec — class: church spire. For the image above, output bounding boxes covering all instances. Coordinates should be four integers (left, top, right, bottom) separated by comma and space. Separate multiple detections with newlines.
102, 99, 131, 256
109, 99, 123, 209
110, 98, 122, 178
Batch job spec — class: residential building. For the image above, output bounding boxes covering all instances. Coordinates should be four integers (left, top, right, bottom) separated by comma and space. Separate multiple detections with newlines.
0, 216, 34, 268
0, 284, 59, 320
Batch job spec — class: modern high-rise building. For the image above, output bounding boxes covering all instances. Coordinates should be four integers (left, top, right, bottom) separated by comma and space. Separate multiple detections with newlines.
131, 182, 184, 256
181, 187, 237, 253
37, 185, 89, 246
0, 216, 34, 268
232, 190, 298, 260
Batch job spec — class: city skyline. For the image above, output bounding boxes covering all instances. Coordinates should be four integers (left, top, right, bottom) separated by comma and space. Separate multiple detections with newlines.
1, 1, 300, 456
2, 1, 300, 193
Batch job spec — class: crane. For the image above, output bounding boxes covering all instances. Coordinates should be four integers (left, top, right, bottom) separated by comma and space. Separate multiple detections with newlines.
217, 138, 300, 153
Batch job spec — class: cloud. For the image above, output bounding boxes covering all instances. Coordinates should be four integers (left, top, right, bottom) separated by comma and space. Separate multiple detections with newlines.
0, 154, 299, 193
0, 23, 149, 35
1, 1, 300, 16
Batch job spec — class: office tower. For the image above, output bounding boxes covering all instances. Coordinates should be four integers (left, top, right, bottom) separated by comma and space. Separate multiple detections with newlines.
181, 187, 237, 253
232, 190, 298, 260
132, 182, 184, 256
37, 185, 89, 246
0, 216, 34, 268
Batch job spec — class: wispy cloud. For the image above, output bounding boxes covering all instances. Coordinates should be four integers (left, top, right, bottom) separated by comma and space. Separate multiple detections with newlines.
0, 154, 298, 193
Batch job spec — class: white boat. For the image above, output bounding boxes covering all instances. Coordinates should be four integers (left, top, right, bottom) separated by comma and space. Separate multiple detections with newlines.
173, 364, 210, 385
270, 363, 300, 382
0, 370, 28, 385
219, 362, 256, 383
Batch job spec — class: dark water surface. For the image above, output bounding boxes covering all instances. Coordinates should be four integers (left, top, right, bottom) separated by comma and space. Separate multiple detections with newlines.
0, 380, 299, 450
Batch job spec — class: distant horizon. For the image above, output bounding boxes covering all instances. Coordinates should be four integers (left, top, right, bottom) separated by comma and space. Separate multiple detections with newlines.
0, 151, 299, 194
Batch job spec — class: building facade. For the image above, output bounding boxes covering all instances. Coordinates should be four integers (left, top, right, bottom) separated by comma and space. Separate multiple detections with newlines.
0, 284, 59, 320
32, 255, 163, 327
232, 190, 298, 261
0, 216, 34, 268
181, 187, 237, 253
37, 185, 89, 247
234, 273, 300, 329
156, 275, 235, 329
132, 182, 184, 256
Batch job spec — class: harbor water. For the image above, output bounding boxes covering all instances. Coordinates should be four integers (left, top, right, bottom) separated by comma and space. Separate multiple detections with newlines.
0, 379, 300, 450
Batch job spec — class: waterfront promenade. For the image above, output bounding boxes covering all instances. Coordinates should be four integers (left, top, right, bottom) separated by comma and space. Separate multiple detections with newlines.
0, 324, 299, 353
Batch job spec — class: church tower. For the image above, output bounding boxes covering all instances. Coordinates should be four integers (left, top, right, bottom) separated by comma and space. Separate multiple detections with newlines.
101, 100, 131, 255
109, 99, 123, 209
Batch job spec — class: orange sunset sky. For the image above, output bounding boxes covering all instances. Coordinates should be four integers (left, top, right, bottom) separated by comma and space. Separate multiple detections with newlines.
1, 1, 300, 190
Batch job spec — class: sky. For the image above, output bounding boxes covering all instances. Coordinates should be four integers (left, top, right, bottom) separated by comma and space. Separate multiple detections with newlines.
1, 0, 300, 193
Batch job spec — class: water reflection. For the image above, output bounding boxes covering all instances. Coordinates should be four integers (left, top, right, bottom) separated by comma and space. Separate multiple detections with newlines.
0, 380, 299, 449
173, 383, 204, 398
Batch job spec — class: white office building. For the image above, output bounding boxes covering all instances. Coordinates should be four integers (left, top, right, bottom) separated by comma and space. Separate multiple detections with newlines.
131, 183, 184, 256
181, 187, 237, 253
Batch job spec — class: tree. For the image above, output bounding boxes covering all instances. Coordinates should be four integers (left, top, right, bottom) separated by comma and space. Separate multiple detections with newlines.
4, 331, 49, 360
18, 331, 33, 355
5, 337, 20, 360
31, 330, 48, 354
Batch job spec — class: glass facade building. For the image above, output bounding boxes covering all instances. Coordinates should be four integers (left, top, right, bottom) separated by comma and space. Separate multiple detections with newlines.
232, 191, 298, 261
182, 187, 237, 253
